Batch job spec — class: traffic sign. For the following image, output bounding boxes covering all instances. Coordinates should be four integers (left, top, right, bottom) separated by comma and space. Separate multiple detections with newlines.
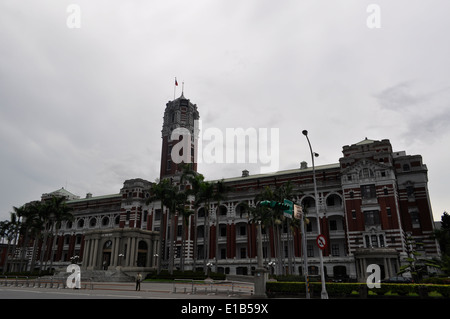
316, 234, 327, 250
283, 199, 293, 219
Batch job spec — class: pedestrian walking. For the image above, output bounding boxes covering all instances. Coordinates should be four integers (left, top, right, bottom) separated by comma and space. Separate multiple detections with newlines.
135, 273, 142, 291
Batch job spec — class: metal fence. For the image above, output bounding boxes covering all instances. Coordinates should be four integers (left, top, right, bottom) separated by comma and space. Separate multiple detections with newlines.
172, 279, 254, 296
0, 276, 94, 290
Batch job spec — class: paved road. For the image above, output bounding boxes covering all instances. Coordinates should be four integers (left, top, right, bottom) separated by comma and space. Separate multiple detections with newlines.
0, 280, 254, 299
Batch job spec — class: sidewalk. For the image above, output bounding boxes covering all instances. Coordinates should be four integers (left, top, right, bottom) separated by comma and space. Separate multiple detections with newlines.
0, 278, 254, 299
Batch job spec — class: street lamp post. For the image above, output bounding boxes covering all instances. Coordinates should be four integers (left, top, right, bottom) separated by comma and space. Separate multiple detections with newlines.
302, 130, 329, 299
253, 220, 267, 298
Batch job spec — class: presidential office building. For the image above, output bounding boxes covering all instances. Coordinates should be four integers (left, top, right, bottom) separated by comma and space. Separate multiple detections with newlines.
30, 94, 439, 281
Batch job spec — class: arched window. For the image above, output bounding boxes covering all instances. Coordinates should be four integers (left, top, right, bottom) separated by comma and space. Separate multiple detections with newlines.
102, 216, 110, 227
89, 217, 97, 227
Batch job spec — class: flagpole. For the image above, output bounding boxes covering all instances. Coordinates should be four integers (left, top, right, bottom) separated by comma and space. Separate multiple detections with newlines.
174, 77, 177, 100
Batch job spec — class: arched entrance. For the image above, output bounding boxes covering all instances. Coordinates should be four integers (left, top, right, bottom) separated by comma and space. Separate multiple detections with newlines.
102, 240, 112, 270
137, 241, 148, 267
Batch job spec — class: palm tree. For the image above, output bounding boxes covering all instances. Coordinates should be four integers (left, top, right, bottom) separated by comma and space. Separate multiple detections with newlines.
195, 180, 214, 274
146, 179, 172, 274
212, 180, 230, 272
251, 186, 277, 272
37, 196, 73, 274
175, 191, 193, 272
249, 182, 297, 275
183, 172, 206, 271
26, 201, 45, 272
1, 212, 20, 273
17, 201, 42, 272
46, 196, 74, 271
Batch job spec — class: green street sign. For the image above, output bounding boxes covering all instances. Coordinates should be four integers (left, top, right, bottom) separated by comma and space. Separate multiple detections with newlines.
260, 200, 291, 212
283, 199, 293, 219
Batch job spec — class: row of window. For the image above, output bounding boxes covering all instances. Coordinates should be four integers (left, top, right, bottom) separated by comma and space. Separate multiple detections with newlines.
66, 215, 120, 229
350, 208, 421, 228
175, 242, 346, 260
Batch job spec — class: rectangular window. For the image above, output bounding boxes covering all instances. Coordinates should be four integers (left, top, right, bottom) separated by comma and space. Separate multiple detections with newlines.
361, 184, 376, 199
154, 209, 161, 221
410, 209, 420, 227
386, 207, 392, 217
220, 225, 227, 237
307, 245, 314, 257
240, 247, 246, 259
331, 244, 340, 256
364, 210, 381, 226
329, 220, 337, 231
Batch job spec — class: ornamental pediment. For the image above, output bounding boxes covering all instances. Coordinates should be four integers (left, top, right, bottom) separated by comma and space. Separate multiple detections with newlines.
341, 159, 393, 183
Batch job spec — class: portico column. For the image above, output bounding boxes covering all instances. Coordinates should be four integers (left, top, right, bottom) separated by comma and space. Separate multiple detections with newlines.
83, 239, 91, 268
383, 258, 389, 279
92, 238, 99, 269
88, 239, 95, 268
111, 237, 118, 266
130, 237, 137, 267
126, 237, 131, 266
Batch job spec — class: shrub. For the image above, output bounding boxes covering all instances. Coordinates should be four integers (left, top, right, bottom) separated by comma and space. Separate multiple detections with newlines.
265, 281, 450, 298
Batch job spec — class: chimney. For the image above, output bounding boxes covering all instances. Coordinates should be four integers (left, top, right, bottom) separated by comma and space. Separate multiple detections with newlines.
242, 169, 249, 177
86, 193, 92, 199
300, 161, 308, 169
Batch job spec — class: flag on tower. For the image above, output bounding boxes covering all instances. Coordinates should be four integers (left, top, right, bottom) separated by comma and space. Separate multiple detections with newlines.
175, 78, 178, 86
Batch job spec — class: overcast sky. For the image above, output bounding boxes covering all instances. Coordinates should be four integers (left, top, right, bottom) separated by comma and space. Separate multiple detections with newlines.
1, 0, 449, 222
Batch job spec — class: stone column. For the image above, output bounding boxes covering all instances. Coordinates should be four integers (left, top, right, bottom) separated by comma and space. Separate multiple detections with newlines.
83, 239, 90, 269
130, 237, 137, 267
110, 237, 118, 267
88, 239, 95, 269
126, 237, 131, 266
92, 238, 99, 269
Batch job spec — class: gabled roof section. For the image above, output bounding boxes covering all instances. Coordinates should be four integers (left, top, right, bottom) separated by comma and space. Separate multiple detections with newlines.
41, 187, 80, 201
355, 137, 377, 145
340, 158, 392, 175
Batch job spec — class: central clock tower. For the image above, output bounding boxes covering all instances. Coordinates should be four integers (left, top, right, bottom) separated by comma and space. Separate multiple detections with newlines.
160, 93, 200, 179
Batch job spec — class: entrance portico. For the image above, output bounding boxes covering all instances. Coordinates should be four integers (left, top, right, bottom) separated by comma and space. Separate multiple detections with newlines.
82, 228, 159, 273
354, 248, 400, 282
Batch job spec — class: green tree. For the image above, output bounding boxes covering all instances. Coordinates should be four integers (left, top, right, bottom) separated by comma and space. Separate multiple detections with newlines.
147, 178, 175, 274
398, 235, 441, 282
0, 213, 20, 273
46, 196, 74, 271
434, 211, 450, 275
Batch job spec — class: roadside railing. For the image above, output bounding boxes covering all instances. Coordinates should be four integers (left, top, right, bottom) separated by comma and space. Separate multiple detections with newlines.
172, 279, 254, 296
0, 276, 94, 290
